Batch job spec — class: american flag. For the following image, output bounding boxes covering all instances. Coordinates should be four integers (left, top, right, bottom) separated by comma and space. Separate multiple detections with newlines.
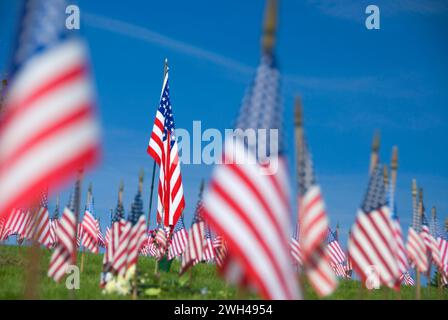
0, 0, 100, 223
406, 227, 428, 273
203, 224, 215, 262
154, 225, 168, 259
125, 188, 147, 272
105, 194, 126, 276
297, 137, 337, 296
49, 201, 60, 246
434, 219, 448, 282
48, 192, 76, 282
345, 249, 353, 279
387, 181, 410, 280
180, 203, 205, 274
167, 215, 188, 260
290, 237, 303, 266
327, 228, 346, 278
3, 208, 31, 240
111, 207, 131, 277
400, 272, 415, 286
348, 165, 400, 290
25, 190, 52, 248
147, 64, 185, 228
80, 197, 99, 254
421, 214, 442, 271
212, 235, 227, 267
202, 49, 300, 299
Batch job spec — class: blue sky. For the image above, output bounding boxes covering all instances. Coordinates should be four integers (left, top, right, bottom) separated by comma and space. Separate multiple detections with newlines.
1, 0, 447, 247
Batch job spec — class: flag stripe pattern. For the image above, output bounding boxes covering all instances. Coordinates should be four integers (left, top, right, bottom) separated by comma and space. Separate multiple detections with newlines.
348, 165, 401, 290
168, 216, 188, 260
126, 189, 147, 271
0, 0, 100, 223
297, 139, 337, 296
202, 52, 300, 300
48, 193, 77, 282
147, 70, 185, 227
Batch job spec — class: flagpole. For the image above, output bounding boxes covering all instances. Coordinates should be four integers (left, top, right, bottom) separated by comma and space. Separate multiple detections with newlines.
0, 78, 7, 113
133, 170, 144, 300
369, 132, 380, 175
294, 97, 306, 299
412, 182, 421, 300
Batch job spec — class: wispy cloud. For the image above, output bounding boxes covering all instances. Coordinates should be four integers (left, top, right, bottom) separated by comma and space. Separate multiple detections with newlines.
83, 13, 254, 76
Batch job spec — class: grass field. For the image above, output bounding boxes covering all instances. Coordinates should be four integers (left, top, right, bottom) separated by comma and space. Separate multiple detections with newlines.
0, 245, 447, 300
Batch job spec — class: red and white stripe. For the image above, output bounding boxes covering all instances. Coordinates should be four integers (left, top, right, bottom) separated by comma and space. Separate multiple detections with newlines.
203, 237, 215, 262
438, 236, 448, 278
420, 224, 442, 270
48, 206, 76, 282
331, 262, 347, 278
80, 210, 98, 253
3, 208, 30, 239
290, 237, 303, 266
299, 186, 337, 296
126, 215, 147, 271
327, 239, 346, 266
213, 236, 228, 267
49, 218, 59, 246
391, 218, 409, 276
203, 140, 301, 300
0, 38, 100, 224
168, 228, 188, 260
406, 227, 428, 273
147, 72, 185, 227
348, 206, 401, 290
111, 221, 131, 276
180, 220, 205, 274
25, 206, 52, 248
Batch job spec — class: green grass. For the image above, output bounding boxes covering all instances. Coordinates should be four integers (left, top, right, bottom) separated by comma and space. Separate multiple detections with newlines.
0, 245, 447, 300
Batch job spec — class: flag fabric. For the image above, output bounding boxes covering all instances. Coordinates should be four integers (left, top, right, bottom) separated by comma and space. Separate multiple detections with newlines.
290, 237, 303, 266
387, 181, 411, 280
80, 197, 99, 254
167, 215, 188, 260
111, 210, 131, 277
400, 272, 415, 286
202, 51, 300, 300
49, 202, 60, 246
436, 225, 448, 280
345, 251, 353, 279
125, 189, 147, 272
147, 68, 185, 227
97, 220, 105, 248
406, 226, 428, 273
212, 235, 227, 268
327, 228, 346, 278
3, 208, 31, 240
348, 165, 401, 290
0, 0, 100, 223
421, 214, 442, 271
180, 208, 205, 274
48, 193, 77, 282
25, 190, 52, 248
154, 225, 168, 259
104, 197, 126, 276
297, 138, 337, 296
203, 224, 215, 262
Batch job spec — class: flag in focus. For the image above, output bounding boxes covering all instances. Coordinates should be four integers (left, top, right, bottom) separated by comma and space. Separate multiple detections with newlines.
147, 60, 185, 228
0, 0, 100, 222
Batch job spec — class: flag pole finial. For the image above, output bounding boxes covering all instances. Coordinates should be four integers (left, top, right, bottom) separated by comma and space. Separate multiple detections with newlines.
369, 131, 380, 174
391, 146, 398, 170
118, 180, 124, 203
431, 206, 436, 219
139, 169, 144, 193
164, 58, 169, 76
412, 179, 417, 197
294, 96, 303, 128
418, 188, 424, 217
261, 0, 278, 52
